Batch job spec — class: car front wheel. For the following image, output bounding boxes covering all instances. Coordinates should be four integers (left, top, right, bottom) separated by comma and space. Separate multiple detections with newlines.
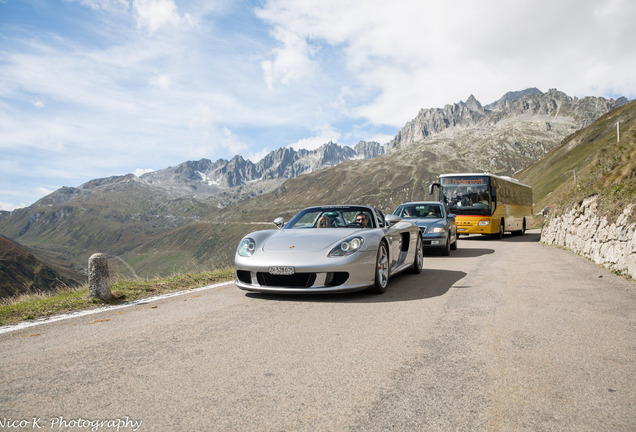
369, 242, 389, 294
441, 233, 451, 256
409, 236, 423, 274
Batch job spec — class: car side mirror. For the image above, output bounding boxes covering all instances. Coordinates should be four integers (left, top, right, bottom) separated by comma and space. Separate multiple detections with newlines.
385, 214, 401, 227
448, 213, 456, 219
428, 182, 441, 196
273, 217, 285, 229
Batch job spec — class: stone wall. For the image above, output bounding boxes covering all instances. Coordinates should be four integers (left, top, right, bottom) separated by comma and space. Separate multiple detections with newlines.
540, 195, 635, 278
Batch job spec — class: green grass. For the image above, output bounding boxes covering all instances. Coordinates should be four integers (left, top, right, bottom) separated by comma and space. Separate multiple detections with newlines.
0, 268, 234, 327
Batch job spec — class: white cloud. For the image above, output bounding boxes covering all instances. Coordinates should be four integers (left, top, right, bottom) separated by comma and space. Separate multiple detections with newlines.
150, 74, 171, 89
245, 148, 271, 164
219, 127, 248, 155
133, 0, 193, 33
260, 28, 315, 88
290, 123, 340, 151
35, 186, 55, 197
72, 0, 129, 12
257, 0, 636, 126
0, 201, 28, 212
134, 168, 154, 176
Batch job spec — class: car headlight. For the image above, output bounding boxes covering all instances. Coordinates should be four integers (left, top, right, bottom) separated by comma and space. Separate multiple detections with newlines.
428, 227, 445, 233
329, 237, 364, 257
238, 238, 256, 257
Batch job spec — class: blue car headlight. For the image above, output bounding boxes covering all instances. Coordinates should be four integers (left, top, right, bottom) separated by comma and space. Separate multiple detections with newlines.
428, 227, 445, 233
329, 237, 364, 257
238, 238, 256, 257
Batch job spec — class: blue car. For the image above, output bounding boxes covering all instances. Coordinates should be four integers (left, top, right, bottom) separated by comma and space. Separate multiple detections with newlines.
393, 201, 458, 256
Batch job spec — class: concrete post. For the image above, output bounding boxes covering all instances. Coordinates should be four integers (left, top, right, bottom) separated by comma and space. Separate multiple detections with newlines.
88, 253, 112, 300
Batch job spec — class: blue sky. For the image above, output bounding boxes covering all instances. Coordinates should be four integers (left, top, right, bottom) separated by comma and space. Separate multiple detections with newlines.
1, 0, 635, 211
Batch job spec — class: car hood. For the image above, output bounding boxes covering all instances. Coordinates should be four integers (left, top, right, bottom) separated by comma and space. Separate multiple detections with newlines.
412, 217, 444, 226
262, 228, 363, 253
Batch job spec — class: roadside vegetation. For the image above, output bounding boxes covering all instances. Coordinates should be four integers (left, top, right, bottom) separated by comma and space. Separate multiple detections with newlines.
0, 268, 234, 327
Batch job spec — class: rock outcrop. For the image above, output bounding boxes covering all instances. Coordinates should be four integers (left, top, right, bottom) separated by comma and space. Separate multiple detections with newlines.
540, 196, 635, 278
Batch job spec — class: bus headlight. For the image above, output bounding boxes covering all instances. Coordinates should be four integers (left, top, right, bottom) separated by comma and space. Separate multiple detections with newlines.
478, 219, 490, 226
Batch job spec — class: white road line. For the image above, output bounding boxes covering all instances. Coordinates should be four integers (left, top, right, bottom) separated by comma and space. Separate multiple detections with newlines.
0, 280, 234, 335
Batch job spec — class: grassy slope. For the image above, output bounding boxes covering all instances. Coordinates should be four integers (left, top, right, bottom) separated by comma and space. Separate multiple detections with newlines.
121, 222, 274, 278
517, 100, 636, 221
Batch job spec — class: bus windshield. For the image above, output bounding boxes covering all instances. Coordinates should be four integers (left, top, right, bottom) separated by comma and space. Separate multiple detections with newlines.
440, 176, 492, 216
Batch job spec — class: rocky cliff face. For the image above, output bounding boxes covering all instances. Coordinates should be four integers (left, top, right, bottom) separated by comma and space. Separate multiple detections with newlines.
388, 89, 628, 150
541, 196, 636, 278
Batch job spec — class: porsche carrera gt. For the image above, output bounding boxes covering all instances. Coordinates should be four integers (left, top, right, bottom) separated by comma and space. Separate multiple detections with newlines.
234, 205, 423, 294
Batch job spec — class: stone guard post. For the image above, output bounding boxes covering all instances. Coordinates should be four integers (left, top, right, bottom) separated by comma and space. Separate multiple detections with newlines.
88, 253, 112, 300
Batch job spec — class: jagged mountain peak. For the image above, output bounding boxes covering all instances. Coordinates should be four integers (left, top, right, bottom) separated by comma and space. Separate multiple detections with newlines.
389, 88, 627, 150
465, 94, 482, 110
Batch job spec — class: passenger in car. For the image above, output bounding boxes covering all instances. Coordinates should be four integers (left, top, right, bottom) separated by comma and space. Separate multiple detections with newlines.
317, 215, 332, 228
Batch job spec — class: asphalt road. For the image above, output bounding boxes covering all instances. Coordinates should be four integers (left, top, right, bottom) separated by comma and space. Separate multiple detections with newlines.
1, 230, 634, 431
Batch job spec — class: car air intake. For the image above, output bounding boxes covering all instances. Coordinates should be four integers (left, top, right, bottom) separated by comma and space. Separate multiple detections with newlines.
256, 272, 317, 288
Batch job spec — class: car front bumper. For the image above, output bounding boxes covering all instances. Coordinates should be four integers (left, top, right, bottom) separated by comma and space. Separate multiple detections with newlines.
420, 231, 448, 250
234, 249, 377, 294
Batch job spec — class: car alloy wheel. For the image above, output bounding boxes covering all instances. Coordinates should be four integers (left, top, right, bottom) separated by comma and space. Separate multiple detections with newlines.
410, 236, 423, 273
370, 242, 389, 293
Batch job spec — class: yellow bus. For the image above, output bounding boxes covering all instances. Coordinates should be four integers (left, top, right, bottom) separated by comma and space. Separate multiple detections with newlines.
429, 173, 533, 238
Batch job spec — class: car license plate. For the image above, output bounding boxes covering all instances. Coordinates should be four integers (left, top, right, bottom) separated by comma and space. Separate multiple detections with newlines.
458, 228, 466, 232
269, 266, 295, 275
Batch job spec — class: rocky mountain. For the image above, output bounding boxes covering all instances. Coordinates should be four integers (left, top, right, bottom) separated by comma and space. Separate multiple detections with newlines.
140, 140, 383, 194
484, 87, 543, 110
389, 88, 628, 150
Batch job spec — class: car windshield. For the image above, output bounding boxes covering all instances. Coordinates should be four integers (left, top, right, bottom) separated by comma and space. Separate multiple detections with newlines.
395, 204, 443, 219
284, 207, 376, 229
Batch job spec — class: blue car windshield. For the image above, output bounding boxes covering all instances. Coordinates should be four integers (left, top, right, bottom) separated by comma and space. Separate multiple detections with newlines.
395, 204, 443, 219
285, 207, 376, 229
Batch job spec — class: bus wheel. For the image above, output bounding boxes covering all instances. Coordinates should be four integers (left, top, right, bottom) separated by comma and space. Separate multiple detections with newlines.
493, 219, 504, 239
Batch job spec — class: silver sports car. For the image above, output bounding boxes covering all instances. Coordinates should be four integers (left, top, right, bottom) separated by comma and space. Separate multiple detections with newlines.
234, 205, 424, 294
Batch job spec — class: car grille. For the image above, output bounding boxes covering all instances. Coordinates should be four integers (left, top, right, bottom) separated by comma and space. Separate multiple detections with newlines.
257, 272, 317, 288
244, 272, 350, 288
419, 227, 427, 235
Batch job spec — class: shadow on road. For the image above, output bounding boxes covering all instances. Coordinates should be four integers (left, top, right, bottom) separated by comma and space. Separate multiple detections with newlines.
246, 268, 467, 304
425, 248, 494, 258
457, 232, 541, 243
506, 232, 541, 243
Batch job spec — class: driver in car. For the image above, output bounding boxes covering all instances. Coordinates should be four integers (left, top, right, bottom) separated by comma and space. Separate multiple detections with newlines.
355, 212, 370, 227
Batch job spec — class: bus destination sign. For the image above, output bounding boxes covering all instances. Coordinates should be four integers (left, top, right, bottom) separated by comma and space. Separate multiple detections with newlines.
441, 176, 487, 186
